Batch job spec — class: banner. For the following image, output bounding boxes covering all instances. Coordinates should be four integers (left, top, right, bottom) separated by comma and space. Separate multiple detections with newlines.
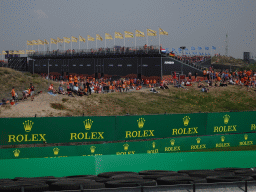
206, 111, 256, 135
0, 116, 116, 145
87, 35, 95, 41
159, 28, 168, 35
105, 33, 113, 40
50, 38, 57, 44
1, 133, 255, 160
63, 37, 70, 44
124, 31, 134, 38
135, 30, 145, 37
115, 32, 123, 39
115, 113, 207, 141
57, 37, 63, 43
96, 34, 103, 41
79, 35, 86, 42
147, 29, 157, 36
71, 36, 78, 43
44, 39, 49, 45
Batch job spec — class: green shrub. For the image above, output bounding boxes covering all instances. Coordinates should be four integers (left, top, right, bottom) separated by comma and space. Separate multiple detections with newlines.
50, 103, 66, 110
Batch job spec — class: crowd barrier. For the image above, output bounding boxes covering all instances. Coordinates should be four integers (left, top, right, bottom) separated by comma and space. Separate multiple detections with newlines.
0, 132, 255, 160
1, 111, 256, 145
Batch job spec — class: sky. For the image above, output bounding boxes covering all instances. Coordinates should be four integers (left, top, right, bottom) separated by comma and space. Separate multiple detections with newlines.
0, 0, 255, 59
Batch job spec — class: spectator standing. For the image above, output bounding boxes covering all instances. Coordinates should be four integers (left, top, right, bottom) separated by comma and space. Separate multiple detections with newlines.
30, 83, 35, 101
86, 81, 91, 95
11, 87, 15, 101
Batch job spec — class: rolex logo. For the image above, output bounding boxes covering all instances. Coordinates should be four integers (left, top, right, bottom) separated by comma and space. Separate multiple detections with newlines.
183, 116, 190, 126
221, 136, 225, 142
244, 134, 248, 141
170, 139, 175, 146
23, 120, 34, 132
137, 118, 146, 129
53, 148, 60, 155
90, 146, 96, 153
13, 149, 20, 157
223, 114, 230, 124
83, 119, 93, 130
123, 143, 129, 151
196, 138, 201, 144
152, 142, 156, 149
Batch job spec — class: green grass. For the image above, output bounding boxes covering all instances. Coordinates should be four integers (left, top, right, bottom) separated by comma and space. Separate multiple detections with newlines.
50, 103, 66, 110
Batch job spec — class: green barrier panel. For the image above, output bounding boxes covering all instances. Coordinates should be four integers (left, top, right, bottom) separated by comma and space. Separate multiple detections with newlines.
2, 150, 256, 179
0, 116, 116, 145
115, 113, 207, 140
95, 150, 256, 175
2, 133, 256, 160
206, 111, 256, 135
0, 156, 96, 179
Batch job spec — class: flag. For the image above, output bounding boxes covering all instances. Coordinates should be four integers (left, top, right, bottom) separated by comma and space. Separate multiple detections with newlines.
38, 39, 44, 45
161, 48, 166, 53
191, 47, 195, 50
135, 30, 145, 37
2, 51, 7, 55
172, 48, 175, 51
169, 53, 175, 57
27, 40, 33, 45
185, 48, 188, 51
105, 33, 113, 40
9, 51, 13, 55
87, 35, 95, 41
63, 37, 70, 43
147, 29, 157, 36
57, 37, 63, 43
212, 46, 216, 50
178, 48, 182, 52
159, 28, 168, 35
19, 50, 25, 54
79, 35, 86, 42
175, 51, 177, 54
44, 39, 49, 45
32, 40, 38, 45
205, 47, 209, 50
50, 38, 57, 44
198, 47, 202, 50
186, 52, 188, 54
124, 31, 134, 38
71, 36, 78, 42
96, 34, 103, 41
115, 32, 123, 39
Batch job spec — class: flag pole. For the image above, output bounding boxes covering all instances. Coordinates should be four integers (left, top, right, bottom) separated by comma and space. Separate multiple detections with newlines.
87, 37, 88, 50
71, 36, 72, 52
96, 35, 97, 49
135, 29, 136, 54
64, 41, 65, 51
57, 40, 58, 50
146, 28, 148, 54
114, 34, 115, 54
79, 35, 80, 50
124, 32, 125, 47
50, 42, 51, 52
159, 27, 160, 54
105, 33, 106, 55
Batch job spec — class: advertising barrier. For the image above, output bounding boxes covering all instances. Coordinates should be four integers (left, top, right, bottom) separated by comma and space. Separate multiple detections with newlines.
1, 133, 255, 160
0, 111, 256, 145
206, 111, 256, 135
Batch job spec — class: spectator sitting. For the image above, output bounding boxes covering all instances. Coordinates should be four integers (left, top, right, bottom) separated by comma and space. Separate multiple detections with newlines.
48, 84, 57, 94
22, 89, 29, 100
73, 84, 79, 95
185, 80, 192, 86
207, 80, 212, 87
198, 80, 204, 88
1, 98, 6, 105
201, 86, 209, 93
220, 81, 228, 87
58, 84, 65, 94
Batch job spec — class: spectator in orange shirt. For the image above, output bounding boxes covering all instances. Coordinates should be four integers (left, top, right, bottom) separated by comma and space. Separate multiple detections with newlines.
11, 87, 16, 101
